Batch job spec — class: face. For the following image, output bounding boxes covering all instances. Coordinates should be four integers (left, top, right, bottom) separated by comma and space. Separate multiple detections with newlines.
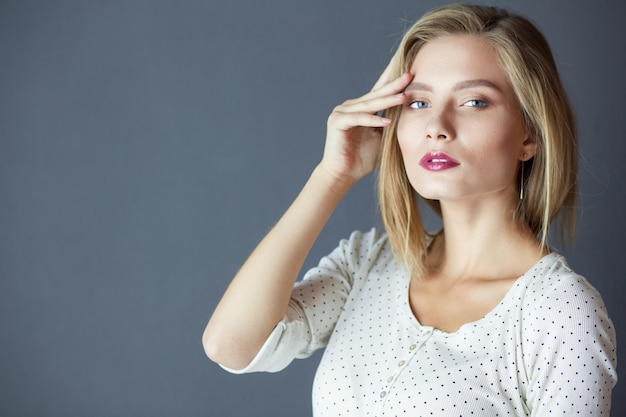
397, 34, 534, 204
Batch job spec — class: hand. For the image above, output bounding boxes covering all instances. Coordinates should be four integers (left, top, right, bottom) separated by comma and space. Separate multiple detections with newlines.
319, 62, 413, 184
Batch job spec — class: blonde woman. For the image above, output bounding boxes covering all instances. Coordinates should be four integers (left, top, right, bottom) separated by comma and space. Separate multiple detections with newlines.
203, 4, 617, 415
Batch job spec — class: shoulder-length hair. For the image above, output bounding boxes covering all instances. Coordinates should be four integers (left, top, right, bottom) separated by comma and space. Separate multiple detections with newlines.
378, 3, 577, 276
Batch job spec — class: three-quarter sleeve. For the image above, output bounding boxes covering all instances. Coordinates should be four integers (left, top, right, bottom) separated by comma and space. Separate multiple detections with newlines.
222, 228, 387, 374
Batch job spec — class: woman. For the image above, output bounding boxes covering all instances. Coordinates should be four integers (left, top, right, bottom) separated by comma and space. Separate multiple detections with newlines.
203, 4, 617, 416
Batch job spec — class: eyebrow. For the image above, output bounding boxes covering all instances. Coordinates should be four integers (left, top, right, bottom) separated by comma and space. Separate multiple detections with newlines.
404, 79, 503, 93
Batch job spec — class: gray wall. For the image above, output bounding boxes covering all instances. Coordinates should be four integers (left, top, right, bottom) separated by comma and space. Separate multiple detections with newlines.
0, 1, 624, 416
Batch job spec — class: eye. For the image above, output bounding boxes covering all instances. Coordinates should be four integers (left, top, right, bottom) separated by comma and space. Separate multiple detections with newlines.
463, 99, 488, 108
408, 100, 430, 109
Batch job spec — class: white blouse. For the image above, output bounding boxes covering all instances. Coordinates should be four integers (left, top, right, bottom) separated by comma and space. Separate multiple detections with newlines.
224, 228, 617, 416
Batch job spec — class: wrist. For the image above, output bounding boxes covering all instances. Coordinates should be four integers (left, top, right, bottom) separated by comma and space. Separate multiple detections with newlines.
311, 163, 358, 198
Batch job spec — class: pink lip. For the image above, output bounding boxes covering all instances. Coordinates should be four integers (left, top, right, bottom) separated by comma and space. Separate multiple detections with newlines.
419, 152, 460, 171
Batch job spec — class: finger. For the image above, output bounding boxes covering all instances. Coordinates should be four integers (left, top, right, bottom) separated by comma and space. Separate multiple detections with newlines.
340, 72, 411, 111
335, 91, 407, 115
362, 71, 413, 104
329, 111, 391, 131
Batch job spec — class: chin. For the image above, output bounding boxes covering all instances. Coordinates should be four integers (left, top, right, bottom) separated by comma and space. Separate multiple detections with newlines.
412, 185, 461, 201
410, 177, 461, 199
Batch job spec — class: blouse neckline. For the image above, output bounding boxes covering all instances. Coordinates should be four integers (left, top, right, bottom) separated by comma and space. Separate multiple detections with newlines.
401, 251, 561, 337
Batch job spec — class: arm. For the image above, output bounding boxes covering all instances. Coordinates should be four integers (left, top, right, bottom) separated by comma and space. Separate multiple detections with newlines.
202, 67, 412, 370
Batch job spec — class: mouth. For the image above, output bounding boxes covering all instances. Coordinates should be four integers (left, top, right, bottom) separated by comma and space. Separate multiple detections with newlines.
419, 152, 460, 171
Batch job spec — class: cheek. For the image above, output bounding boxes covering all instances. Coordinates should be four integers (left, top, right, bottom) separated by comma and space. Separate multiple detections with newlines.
469, 116, 523, 156
396, 136, 416, 175
396, 115, 419, 158
471, 137, 522, 185
466, 137, 518, 177
395, 122, 424, 190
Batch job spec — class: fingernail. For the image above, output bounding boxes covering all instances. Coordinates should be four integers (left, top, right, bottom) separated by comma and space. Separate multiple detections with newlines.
381, 118, 391, 124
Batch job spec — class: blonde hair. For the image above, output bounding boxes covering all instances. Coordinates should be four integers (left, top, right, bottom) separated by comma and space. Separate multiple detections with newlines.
378, 4, 577, 276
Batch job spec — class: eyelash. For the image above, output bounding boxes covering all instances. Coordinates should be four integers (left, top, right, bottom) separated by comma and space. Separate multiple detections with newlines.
407, 99, 489, 109
464, 99, 488, 108
408, 100, 429, 109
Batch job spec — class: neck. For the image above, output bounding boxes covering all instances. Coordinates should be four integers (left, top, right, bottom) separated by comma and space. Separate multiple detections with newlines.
428, 194, 547, 281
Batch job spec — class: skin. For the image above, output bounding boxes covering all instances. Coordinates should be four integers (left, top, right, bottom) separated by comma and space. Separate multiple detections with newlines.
398, 35, 531, 203
399, 35, 546, 332
203, 59, 412, 370
203, 34, 547, 369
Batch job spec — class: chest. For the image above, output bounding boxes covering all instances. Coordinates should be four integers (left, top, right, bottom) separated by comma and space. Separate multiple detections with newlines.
311, 273, 527, 416
408, 275, 518, 333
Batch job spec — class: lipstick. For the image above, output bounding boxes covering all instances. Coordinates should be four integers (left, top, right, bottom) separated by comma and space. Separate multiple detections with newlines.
419, 152, 460, 171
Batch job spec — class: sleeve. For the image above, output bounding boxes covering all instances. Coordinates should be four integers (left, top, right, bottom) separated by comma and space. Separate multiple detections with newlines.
221, 228, 385, 374
522, 267, 617, 415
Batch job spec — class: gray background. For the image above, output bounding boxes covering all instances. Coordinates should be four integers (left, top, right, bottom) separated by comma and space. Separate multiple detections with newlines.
1, 0, 624, 416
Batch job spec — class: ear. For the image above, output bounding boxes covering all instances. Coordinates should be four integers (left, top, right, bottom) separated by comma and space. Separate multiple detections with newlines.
519, 135, 537, 161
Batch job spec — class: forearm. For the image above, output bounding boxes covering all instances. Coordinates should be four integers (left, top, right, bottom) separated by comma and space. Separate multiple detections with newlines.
203, 65, 410, 370
202, 164, 355, 370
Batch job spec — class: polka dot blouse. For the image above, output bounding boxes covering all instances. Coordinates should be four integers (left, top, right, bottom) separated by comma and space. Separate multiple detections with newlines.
224, 228, 617, 416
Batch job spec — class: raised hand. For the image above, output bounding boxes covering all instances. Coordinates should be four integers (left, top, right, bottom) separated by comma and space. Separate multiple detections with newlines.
204, 62, 412, 371
319, 65, 413, 185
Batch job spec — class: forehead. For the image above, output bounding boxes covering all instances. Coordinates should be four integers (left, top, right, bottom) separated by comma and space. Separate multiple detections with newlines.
409, 34, 511, 90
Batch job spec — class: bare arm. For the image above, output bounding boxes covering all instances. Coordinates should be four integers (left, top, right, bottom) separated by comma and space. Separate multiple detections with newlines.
202, 66, 412, 370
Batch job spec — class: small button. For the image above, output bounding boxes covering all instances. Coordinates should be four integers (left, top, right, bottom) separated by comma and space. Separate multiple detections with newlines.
409, 344, 417, 350
387, 375, 394, 383
397, 360, 406, 367
380, 391, 386, 398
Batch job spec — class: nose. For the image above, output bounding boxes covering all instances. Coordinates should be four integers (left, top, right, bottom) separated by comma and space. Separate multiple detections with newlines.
424, 108, 454, 140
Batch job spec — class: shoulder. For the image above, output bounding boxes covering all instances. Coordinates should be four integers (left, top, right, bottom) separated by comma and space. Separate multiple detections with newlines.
332, 227, 391, 263
341, 227, 389, 247
520, 253, 609, 317
518, 253, 616, 361
318, 227, 396, 279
